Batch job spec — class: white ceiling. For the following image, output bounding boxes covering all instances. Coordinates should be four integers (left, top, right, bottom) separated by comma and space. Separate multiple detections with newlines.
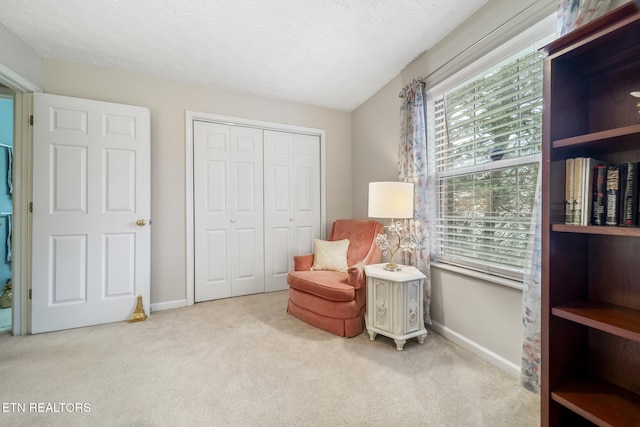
0, 0, 490, 111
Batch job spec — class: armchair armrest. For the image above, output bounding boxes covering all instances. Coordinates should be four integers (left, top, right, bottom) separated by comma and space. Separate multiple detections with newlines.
348, 261, 366, 289
361, 239, 383, 267
293, 253, 314, 271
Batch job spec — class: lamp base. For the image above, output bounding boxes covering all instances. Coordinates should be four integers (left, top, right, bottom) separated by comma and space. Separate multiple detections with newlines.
383, 263, 402, 272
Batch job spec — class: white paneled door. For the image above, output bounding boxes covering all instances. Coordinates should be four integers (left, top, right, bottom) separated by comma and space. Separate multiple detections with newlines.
193, 121, 264, 302
263, 130, 320, 292
31, 93, 151, 334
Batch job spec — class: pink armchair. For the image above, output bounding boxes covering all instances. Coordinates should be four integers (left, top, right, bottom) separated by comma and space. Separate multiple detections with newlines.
287, 219, 384, 337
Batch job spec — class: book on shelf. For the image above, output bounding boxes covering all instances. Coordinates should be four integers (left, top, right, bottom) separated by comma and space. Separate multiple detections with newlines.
581, 158, 605, 226
573, 157, 585, 225
592, 165, 607, 226
563, 157, 640, 227
565, 157, 606, 225
619, 162, 639, 226
605, 165, 619, 226
565, 158, 575, 224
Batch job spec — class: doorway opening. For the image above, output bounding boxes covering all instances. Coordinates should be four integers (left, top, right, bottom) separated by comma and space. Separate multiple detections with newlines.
0, 92, 13, 333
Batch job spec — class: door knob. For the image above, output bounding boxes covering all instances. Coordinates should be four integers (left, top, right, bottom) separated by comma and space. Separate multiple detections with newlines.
136, 219, 147, 226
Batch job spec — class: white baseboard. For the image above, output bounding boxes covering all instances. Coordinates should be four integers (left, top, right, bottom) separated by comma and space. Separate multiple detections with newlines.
429, 321, 521, 379
150, 299, 187, 312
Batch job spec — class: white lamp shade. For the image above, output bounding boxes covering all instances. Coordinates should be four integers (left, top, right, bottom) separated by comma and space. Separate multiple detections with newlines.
368, 181, 414, 219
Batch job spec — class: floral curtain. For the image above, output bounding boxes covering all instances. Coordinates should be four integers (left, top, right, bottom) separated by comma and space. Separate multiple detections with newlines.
520, 170, 542, 393
399, 79, 431, 325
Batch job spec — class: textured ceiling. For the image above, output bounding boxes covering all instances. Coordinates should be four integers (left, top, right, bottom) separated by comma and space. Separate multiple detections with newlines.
0, 0, 489, 111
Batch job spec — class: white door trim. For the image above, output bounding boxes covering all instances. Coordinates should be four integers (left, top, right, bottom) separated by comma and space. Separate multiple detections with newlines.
0, 64, 41, 335
12, 93, 33, 335
185, 110, 327, 306
0, 63, 41, 93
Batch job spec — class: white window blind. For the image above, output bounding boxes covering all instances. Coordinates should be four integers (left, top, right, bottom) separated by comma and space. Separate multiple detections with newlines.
429, 47, 544, 280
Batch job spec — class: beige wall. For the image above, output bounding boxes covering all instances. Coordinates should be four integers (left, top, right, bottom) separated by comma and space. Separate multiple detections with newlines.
351, 75, 403, 220
42, 58, 352, 306
430, 267, 526, 366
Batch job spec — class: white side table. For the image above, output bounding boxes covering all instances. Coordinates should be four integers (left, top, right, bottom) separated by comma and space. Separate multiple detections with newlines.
365, 263, 428, 351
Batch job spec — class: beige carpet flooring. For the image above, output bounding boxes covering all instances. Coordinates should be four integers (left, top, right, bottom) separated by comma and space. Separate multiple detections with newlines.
0, 290, 539, 426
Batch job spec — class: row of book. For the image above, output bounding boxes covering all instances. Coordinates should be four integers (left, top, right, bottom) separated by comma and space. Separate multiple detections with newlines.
565, 157, 638, 226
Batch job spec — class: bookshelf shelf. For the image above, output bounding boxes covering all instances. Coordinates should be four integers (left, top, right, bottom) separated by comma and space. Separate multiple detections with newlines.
542, 4, 640, 426
552, 223, 640, 237
551, 378, 640, 426
553, 124, 640, 150
552, 300, 640, 342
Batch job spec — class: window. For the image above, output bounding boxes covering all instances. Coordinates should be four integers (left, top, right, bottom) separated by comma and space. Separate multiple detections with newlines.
427, 30, 552, 281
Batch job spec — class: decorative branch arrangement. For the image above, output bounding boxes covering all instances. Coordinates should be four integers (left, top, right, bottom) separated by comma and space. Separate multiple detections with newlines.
375, 220, 418, 271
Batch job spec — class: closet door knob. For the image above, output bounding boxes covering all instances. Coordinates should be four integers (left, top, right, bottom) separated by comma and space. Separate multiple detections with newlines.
136, 219, 147, 226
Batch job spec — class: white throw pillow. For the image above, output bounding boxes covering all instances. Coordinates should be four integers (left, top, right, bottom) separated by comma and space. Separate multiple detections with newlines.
311, 239, 350, 272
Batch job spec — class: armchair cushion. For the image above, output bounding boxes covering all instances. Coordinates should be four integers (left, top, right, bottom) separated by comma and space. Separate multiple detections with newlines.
287, 271, 354, 302
310, 239, 349, 272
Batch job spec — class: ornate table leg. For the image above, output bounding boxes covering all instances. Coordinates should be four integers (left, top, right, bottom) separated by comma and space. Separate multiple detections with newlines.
417, 332, 428, 344
394, 339, 406, 351
368, 330, 377, 341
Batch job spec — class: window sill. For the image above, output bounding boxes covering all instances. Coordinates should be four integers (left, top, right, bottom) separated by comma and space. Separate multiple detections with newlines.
430, 262, 524, 291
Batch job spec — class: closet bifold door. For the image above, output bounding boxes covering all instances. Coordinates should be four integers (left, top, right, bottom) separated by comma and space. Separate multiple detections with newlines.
193, 121, 264, 302
263, 130, 321, 292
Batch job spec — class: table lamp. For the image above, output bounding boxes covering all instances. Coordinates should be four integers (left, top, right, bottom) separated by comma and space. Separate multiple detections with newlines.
368, 181, 415, 271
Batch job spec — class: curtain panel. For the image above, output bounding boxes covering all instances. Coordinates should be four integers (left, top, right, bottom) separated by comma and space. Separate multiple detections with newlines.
399, 79, 432, 325
520, 171, 542, 393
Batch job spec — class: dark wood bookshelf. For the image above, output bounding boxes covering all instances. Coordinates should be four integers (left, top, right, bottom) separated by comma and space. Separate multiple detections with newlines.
542, 4, 640, 426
